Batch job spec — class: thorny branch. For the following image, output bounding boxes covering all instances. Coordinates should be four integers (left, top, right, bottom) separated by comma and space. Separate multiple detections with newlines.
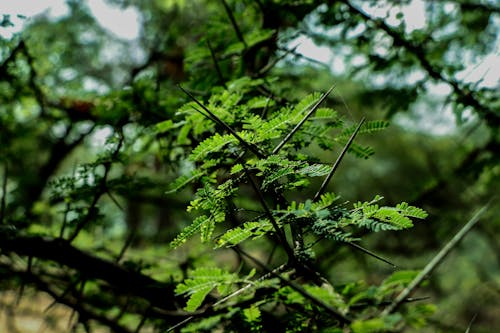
381, 200, 492, 315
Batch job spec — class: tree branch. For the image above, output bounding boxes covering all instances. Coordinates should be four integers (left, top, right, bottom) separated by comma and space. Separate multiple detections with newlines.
381, 200, 492, 315
0, 232, 176, 311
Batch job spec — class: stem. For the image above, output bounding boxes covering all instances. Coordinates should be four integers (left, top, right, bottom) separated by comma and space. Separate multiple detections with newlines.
272, 84, 336, 154
179, 85, 265, 158
381, 201, 492, 315
236, 247, 352, 324
313, 117, 366, 202
243, 167, 296, 262
347, 241, 397, 268
207, 40, 226, 87
220, 0, 247, 49
0, 163, 7, 225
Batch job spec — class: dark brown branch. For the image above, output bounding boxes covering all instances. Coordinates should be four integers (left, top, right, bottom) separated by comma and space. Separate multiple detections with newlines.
0, 232, 176, 311
0, 164, 7, 225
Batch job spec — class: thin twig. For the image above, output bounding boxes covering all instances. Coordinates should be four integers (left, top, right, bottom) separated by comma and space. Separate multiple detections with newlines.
0, 163, 7, 225
350, 296, 429, 309
178, 85, 265, 158
107, 190, 124, 211
243, 166, 296, 262
272, 84, 336, 154
257, 45, 296, 77
347, 241, 397, 268
116, 230, 136, 263
220, 0, 247, 49
464, 313, 477, 333
381, 201, 492, 315
59, 202, 71, 238
166, 263, 289, 332
134, 306, 150, 333
207, 40, 226, 87
16, 256, 33, 306
313, 117, 366, 201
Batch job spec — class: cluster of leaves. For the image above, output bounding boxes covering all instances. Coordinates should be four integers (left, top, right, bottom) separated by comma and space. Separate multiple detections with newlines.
165, 77, 430, 331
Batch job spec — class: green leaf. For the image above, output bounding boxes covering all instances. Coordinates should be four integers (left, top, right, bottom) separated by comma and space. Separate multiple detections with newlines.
396, 202, 428, 219
247, 96, 274, 109
351, 314, 403, 333
297, 163, 331, 177
311, 107, 338, 121
154, 119, 174, 133
169, 215, 209, 248
243, 305, 261, 322
215, 220, 273, 248
184, 285, 213, 312
166, 170, 205, 194
190, 133, 237, 161
175, 267, 237, 312
340, 120, 389, 137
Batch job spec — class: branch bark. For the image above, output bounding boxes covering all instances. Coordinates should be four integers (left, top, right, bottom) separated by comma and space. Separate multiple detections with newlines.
0, 231, 176, 311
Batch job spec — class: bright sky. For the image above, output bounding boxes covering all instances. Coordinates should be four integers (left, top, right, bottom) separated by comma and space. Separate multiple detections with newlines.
0, 0, 140, 40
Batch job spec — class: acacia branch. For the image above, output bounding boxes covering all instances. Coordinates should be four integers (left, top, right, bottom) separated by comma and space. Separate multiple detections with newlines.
313, 117, 365, 201
236, 247, 352, 324
243, 166, 296, 263
178, 85, 265, 158
272, 84, 336, 154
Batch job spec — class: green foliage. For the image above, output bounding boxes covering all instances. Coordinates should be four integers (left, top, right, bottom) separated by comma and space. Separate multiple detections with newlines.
175, 267, 255, 312
350, 314, 403, 333
169, 79, 430, 331
350, 197, 428, 231
1, 0, 497, 332
215, 220, 273, 249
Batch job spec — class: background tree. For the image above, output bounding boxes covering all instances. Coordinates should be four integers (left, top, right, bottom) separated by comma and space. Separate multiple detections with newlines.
0, 0, 498, 332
